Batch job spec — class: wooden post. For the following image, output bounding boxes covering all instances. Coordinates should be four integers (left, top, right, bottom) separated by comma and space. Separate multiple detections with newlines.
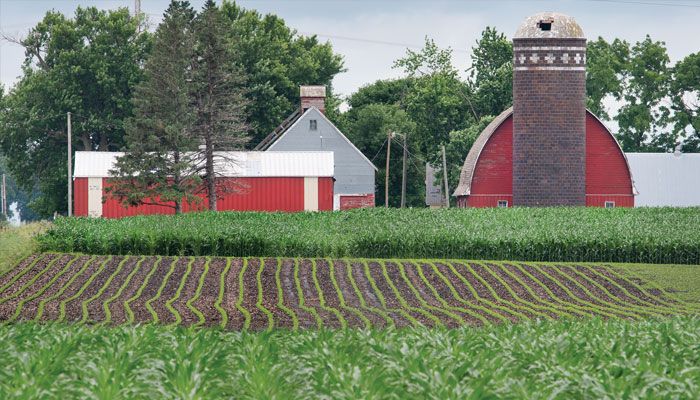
1, 174, 6, 216
400, 133, 407, 208
67, 112, 72, 217
441, 145, 449, 208
385, 131, 392, 208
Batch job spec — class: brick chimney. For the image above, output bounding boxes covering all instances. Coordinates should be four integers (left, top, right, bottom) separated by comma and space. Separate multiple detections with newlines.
300, 85, 326, 114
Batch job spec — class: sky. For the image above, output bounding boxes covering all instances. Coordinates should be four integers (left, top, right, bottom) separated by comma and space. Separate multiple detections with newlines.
1, 0, 699, 100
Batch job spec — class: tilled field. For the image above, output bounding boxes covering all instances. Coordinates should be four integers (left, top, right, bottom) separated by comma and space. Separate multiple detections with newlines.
0, 254, 695, 329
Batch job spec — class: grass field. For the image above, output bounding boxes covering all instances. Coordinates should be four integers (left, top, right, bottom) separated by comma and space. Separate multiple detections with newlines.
1, 254, 697, 329
0, 223, 48, 275
39, 208, 700, 263
1, 317, 699, 399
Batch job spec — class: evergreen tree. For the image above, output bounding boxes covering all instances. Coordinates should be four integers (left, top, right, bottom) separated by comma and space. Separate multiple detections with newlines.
191, 0, 250, 211
107, 1, 200, 214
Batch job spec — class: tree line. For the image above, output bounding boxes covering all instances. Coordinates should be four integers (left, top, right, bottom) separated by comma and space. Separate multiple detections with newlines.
0, 1, 697, 216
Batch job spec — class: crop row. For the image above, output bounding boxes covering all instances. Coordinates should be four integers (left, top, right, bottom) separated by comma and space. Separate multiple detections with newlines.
0, 254, 696, 329
39, 208, 700, 263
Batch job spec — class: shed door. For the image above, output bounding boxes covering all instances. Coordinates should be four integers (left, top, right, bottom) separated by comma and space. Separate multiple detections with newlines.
87, 177, 103, 218
304, 177, 319, 211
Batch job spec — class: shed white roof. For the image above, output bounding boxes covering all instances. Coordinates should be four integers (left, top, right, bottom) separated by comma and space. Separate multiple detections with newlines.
73, 151, 334, 178
626, 152, 700, 207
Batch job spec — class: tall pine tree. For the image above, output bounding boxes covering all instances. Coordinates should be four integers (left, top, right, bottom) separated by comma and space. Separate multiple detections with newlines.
191, 0, 250, 211
108, 1, 200, 214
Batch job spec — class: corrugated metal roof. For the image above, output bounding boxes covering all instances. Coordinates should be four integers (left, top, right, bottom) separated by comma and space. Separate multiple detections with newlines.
73, 151, 334, 178
626, 153, 700, 206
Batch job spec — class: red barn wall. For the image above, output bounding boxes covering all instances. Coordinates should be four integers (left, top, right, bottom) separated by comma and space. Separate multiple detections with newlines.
340, 194, 375, 210
76, 176, 333, 218
460, 112, 633, 208
584, 114, 635, 207
466, 115, 514, 208
73, 178, 88, 216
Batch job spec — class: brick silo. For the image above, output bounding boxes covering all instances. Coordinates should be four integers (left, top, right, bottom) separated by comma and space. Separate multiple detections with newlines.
512, 13, 586, 206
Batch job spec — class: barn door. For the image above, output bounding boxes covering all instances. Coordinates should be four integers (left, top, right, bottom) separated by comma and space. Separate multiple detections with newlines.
304, 177, 319, 211
87, 177, 103, 218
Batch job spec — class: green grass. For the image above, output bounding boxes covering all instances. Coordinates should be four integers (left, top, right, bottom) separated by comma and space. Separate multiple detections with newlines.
1, 317, 699, 399
39, 207, 700, 263
0, 222, 48, 274
615, 263, 700, 304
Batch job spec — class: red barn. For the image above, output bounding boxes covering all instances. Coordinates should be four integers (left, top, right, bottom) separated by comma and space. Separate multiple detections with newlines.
454, 12, 636, 208
453, 107, 637, 207
73, 151, 334, 218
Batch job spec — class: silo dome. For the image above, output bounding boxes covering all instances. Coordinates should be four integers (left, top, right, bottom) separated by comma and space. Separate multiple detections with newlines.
514, 12, 584, 39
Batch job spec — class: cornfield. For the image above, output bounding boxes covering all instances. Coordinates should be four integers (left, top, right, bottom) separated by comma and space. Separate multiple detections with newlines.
40, 207, 700, 263
1, 317, 699, 399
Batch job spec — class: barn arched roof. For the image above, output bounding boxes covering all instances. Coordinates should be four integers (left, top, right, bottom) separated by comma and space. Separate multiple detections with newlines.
453, 107, 512, 197
453, 108, 637, 196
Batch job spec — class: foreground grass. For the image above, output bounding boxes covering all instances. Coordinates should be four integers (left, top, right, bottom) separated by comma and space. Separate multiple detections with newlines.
0, 223, 48, 275
40, 207, 700, 263
1, 317, 699, 399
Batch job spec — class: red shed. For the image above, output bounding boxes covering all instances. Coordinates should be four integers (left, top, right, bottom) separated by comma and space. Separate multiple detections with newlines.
453, 107, 637, 208
73, 151, 334, 218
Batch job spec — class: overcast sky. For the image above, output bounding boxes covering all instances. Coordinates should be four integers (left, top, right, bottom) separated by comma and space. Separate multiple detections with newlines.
1, 0, 699, 99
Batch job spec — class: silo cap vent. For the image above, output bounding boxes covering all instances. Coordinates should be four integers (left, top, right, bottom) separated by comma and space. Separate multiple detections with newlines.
514, 12, 584, 39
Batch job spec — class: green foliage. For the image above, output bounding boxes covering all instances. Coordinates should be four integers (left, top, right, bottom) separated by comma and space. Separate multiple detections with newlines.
0, 7, 150, 217
40, 207, 700, 264
107, 1, 201, 214
1, 318, 700, 398
468, 27, 513, 117
671, 52, 700, 152
219, 1, 345, 145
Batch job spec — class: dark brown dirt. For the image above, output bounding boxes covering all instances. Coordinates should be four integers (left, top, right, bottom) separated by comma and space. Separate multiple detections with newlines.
193, 258, 226, 328
259, 258, 294, 329
223, 258, 245, 330
470, 263, 538, 320
333, 260, 389, 328
108, 257, 157, 325
594, 266, 669, 306
558, 265, 661, 316
0, 254, 39, 288
16, 255, 91, 321
415, 262, 485, 326
348, 261, 411, 327
84, 256, 140, 323
0, 254, 58, 299
170, 258, 206, 327
540, 265, 648, 318
315, 259, 366, 328
0, 254, 74, 320
278, 258, 316, 328
2, 254, 688, 330
298, 259, 342, 329
64, 256, 123, 323
130, 257, 175, 324
432, 262, 509, 324
484, 263, 563, 319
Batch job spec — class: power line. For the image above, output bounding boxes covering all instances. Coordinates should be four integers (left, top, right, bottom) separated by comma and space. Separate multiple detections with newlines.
299, 31, 470, 54
583, 0, 700, 7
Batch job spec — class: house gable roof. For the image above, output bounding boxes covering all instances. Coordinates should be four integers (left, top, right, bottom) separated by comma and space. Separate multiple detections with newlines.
266, 107, 378, 171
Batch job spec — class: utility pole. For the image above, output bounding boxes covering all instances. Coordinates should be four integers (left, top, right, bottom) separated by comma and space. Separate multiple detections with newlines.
385, 131, 392, 208
134, 0, 142, 33
1, 174, 6, 216
400, 133, 407, 208
67, 112, 72, 217
441, 145, 449, 208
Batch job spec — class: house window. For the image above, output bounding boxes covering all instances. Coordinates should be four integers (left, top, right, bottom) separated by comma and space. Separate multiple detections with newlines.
497, 200, 508, 208
605, 201, 615, 208
309, 119, 317, 131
